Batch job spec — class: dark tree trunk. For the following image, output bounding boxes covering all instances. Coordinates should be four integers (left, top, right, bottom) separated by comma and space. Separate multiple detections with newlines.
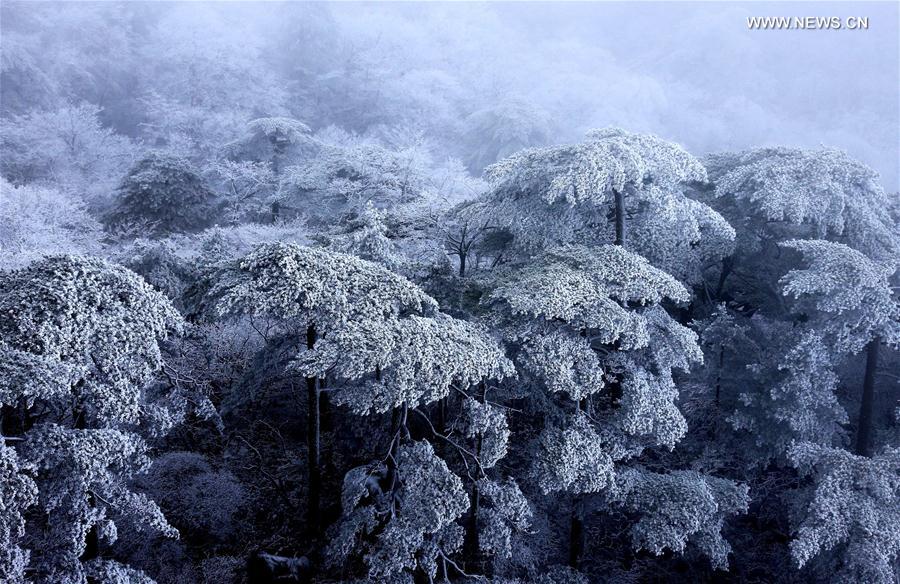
271, 200, 281, 223
73, 392, 100, 563
305, 325, 321, 536
715, 256, 733, 300
613, 188, 625, 246
855, 336, 880, 457
568, 496, 584, 569
458, 252, 467, 277
437, 396, 447, 434
270, 141, 283, 224
715, 346, 724, 408
82, 494, 100, 562
386, 400, 407, 492
465, 477, 481, 564
465, 383, 487, 573
568, 399, 586, 568
464, 433, 483, 567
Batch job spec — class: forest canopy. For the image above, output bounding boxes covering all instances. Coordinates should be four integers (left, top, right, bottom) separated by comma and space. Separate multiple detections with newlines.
0, 2, 898, 584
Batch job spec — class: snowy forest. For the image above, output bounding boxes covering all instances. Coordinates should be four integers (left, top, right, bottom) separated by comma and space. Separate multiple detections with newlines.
1, 2, 899, 583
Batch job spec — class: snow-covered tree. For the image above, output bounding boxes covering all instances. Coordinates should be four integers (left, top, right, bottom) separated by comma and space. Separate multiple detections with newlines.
779, 239, 900, 457
692, 304, 757, 416
0, 178, 102, 269
300, 313, 512, 416
780, 240, 900, 355
19, 424, 177, 583
488, 244, 700, 457
475, 476, 533, 562
702, 147, 900, 309
281, 136, 432, 223
322, 202, 405, 272
204, 159, 277, 225
295, 295, 520, 579
484, 244, 747, 568
480, 128, 732, 284
203, 243, 436, 533
440, 198, 510, 278
138, 91, 248, 164
210, 239, 523, 580
611, 468, 750, 570
728, 328, 849, 459
104, 152, 218, 238
462, 97, 552, 173
115, 238, 194, 306
0, 256, 182, 427
0, 255, 183, 583
707, 148, 898, 265
0, 443, 37, 584
0, 103, 135, 203
205, 243, 435, 330
223, 117, 315, 177
329, 440, 469, 582
788, 442, 900, 584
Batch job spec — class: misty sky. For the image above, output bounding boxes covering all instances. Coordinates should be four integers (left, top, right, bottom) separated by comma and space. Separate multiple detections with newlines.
3, 1, 898, 189
332, 1, 899, 189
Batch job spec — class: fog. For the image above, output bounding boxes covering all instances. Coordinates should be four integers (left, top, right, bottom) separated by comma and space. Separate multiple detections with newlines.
2, 4, 900, 583
3, 1, 897, 187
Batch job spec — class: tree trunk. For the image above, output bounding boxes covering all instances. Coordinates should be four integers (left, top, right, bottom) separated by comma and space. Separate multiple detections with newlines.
305, 324, 321, 536
855, 336, 879, 457
569, 396, 586, 569
458, 252, 467, 277
271, 200, 281, 223
386, 402, 407, 492
715, 346, 724, 408
465, 383, 487, 572
73, 392, 100, 563
613, 188, 625, 246
715, 256, 733, 300
465, 477, 481, 564
82, 493, 100, 562
437, 397, 447, 434
568, 495, 584, 569
465, 433, 483, 567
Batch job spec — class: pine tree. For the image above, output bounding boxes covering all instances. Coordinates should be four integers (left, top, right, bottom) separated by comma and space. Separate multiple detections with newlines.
0, 443, 36, 584
104, 152, 218, 238
707, 148, 898, 263
779, 239, 900, 457
788, 442, 900, 583
323, 202, 405, 272
299, 309, 520, 579
480, 128, 732, 284
702, 147, 899, 309
224, 117, 315, 176
611, 468, 750, 570
281, 137, 431, 224
0, 255, 183, 583
203, 242, 437, 537
484, 244, 744, 568
727, 328, 849, 459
